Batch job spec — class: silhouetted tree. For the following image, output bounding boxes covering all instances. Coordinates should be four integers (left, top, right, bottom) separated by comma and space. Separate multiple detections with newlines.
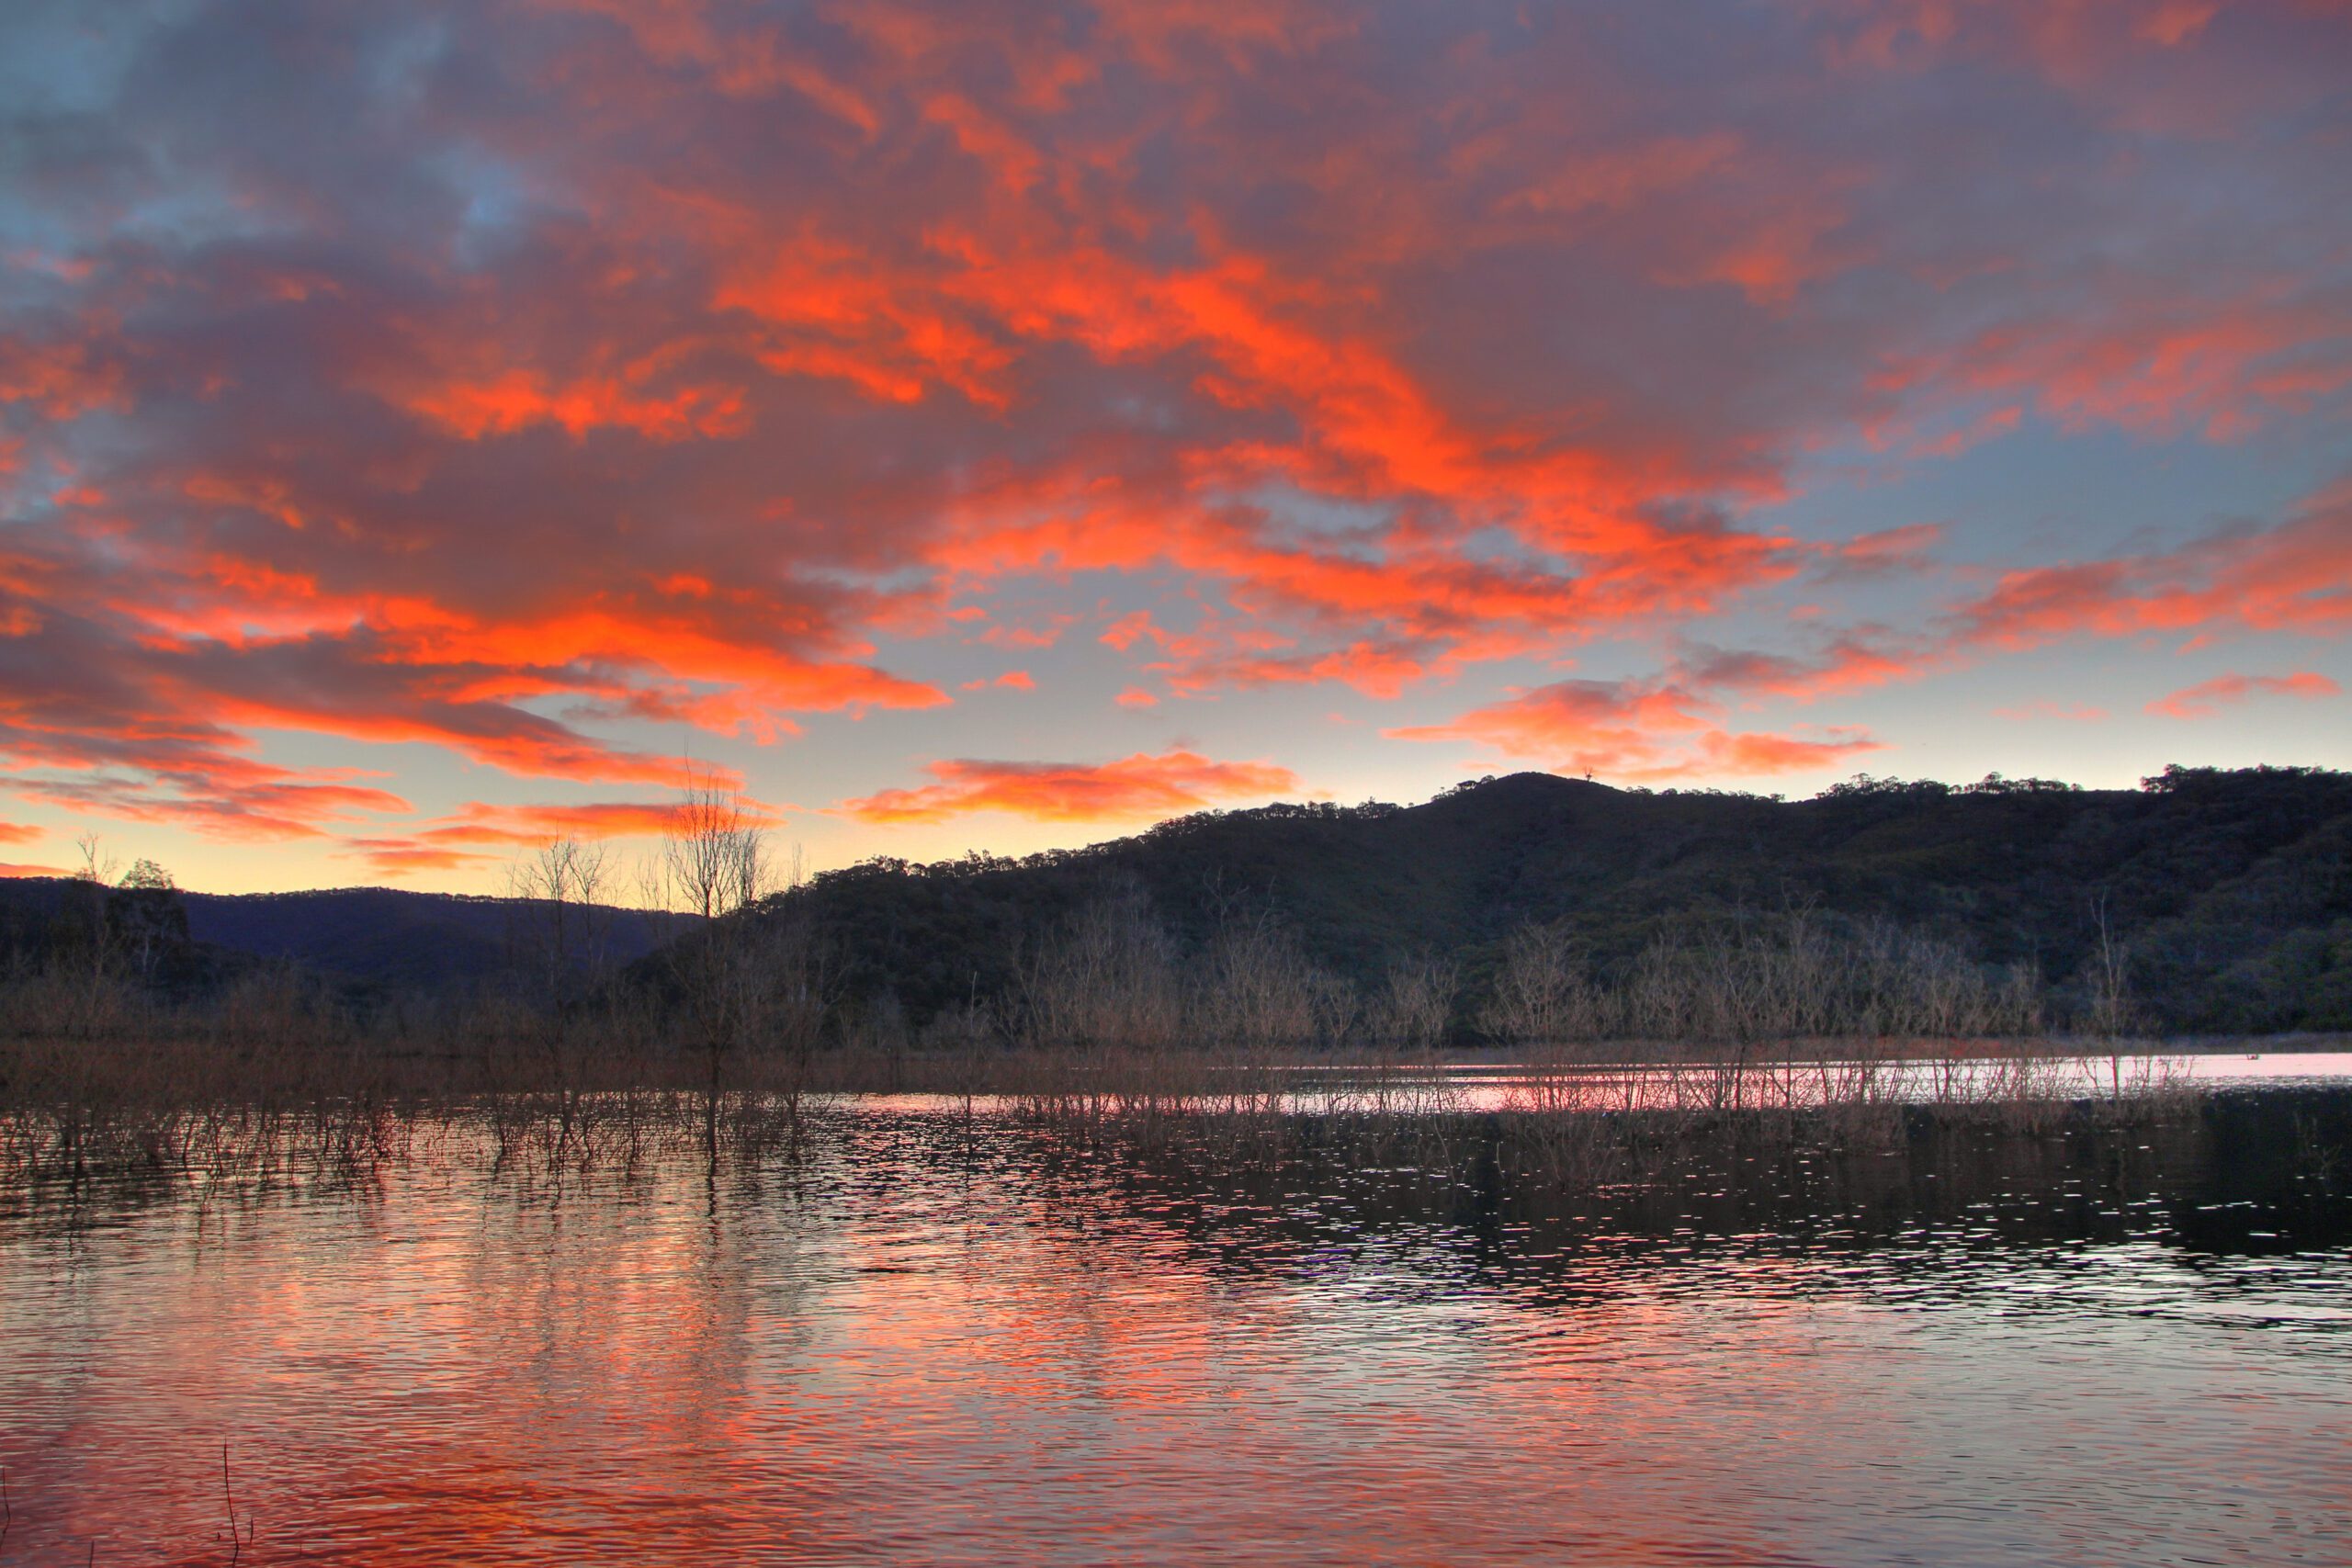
108, 859, 188, 984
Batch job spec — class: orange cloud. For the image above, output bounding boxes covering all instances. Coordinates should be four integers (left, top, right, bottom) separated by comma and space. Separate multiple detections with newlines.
1675, 637, 1931, 702
9, 764, 412, 841
402, 369, 750, 444
1950, 486, 2352, 650
341, 796, 786, 876
1385, 678, 1883, 781
836, 750, 1299, 823
0, 333, 126, 419
344, 841, 503, 877
1820, 0, 2274, 101
1820, 523, 1944, 579
3, 0, 2348, 875
1922, 302, 2352, 442
1100, 611, 1162, 651
978, 616, 1077, 649
425, 798, 782, 844
2147, 671, 2340, 719
0, 823, 39, 845
1905, 404, 2022, 459
1690, 729, 1885, 778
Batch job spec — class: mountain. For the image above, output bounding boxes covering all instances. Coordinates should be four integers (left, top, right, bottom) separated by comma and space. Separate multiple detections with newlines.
6, 764, 2346, 1033
779, 764, 2352, 1035
180, 886, 692, 991
0, 880, 686, 995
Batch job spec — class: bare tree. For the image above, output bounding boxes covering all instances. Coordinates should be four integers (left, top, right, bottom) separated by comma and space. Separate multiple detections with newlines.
639, 774, 821, 1143
506, 837, 616, 1007
2085, 891, 2134, 1093
1481, 923, 1604, 1049
1366, 955, 1458, 1051
2085, 893, 2132, 1039
1020, 887, 1182, 1051
74, 831, 119, 886
1189, 910, 1323, 1051
647, 781, 775, 923
72, 832, 120, 981
44, 832, 140, 1043
503, 837, 616, 1149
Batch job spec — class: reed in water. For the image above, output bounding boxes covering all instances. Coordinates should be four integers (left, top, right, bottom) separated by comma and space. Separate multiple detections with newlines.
0, 886, 2188, 1187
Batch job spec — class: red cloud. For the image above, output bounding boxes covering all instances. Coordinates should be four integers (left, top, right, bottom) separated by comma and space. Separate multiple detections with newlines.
1100, 612, 1164, 652
343, 797, 786, 877
1683, 478, 2352, 709
2147, 671, 2340, 720
0, 823, 39, 846
0, 333, 127, 419
1385, 678, 1883, 781
1693, 730, 1886, 778
424, 799, 783, 845
977, 615, 1078, 650
1950, 487, 2352, 650
1, 0, 2346, 868
836, 750, 1299, 823
1387, 679, 1714, 761
1818, 523, 1944, 580
1905, 404, 2022, 460
344, 842, 503, 878
1674, 637, 1931, 703
1915, 302, 2352, 443
401, 368, 751, 444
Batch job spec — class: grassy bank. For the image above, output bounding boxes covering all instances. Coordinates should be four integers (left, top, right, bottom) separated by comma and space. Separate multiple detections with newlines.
0, 875, 2247, 1187
1, 1009, 2212, 1190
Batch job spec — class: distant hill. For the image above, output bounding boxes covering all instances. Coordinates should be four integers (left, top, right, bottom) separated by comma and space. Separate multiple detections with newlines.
0, 880, 686, 995
179, 886, 691, 991
6, 764, 2346, 1033
779, 765, 2352, 1035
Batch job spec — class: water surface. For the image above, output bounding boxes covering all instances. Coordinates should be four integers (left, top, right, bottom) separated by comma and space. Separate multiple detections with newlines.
4, 1089, 2348, 1565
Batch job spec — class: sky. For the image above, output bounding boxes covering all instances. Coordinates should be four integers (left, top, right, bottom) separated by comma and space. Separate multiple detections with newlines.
1, 0, 2348, 895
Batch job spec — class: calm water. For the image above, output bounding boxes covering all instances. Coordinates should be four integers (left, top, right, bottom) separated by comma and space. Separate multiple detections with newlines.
4, 1088, 2349, 1565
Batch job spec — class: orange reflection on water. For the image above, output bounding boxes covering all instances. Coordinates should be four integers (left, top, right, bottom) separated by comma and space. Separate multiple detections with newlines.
3, 1104, 2349, 1564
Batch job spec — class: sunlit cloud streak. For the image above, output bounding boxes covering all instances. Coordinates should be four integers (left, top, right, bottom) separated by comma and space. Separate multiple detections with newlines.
0, 0, 2346, 875
1385, 679, 1883, 782
345, 797, 788, 877
836, 751, 1300, 823
2147, 671, 2340, 720
1650, 482, 2352, 715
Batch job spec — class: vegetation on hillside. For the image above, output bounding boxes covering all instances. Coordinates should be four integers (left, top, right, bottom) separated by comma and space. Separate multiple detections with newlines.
783, 764, 2352, 1038
2, 764, 2345, 1054
7, 765, 2339, 1186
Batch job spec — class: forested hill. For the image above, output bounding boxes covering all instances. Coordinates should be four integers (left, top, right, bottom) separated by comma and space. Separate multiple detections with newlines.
6, 764, 2346, 1032
172, 886, 689, 989
784, 765, 2352, 1035
0, 881, 684, 994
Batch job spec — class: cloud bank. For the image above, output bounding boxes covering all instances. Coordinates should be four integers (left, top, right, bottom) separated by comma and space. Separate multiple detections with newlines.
0, 0, 2346, 875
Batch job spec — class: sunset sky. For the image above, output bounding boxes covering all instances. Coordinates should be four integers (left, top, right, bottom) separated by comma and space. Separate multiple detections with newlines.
3, 0, 2348, 894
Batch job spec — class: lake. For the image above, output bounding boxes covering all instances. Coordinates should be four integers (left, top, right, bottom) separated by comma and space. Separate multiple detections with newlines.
4, 1077, 2348, 1565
